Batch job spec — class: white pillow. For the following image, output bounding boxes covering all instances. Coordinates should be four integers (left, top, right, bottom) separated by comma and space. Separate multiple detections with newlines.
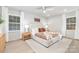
44, 32, 52, 40
31, 28, 38, 35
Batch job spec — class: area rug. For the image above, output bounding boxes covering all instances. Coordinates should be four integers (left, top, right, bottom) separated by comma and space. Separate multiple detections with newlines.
66, 39, 79, 53
26, 38, 72, 53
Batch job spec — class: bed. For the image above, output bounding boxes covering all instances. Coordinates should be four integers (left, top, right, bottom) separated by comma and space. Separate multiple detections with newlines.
31, 28, 62, 48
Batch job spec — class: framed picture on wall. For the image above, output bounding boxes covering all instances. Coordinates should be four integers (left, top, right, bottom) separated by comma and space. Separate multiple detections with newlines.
34, 18, 40, 22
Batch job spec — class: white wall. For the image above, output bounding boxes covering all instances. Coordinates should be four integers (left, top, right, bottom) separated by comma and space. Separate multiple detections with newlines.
24, 13, 45, 25
75, 10, 79, 39
24, 13, 37, 25
8, 8, 20, 16
62, 14, 66, 36
1, 7, 8, 41
48, 15, 63, 33
23, 13, 45, 32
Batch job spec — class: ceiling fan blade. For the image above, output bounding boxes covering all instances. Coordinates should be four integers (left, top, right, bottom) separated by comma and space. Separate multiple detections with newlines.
37, 6, 55, 11
42, 6, 46, 10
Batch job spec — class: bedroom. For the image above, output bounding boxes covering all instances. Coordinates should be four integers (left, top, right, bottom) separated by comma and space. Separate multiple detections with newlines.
0, 6, 79, 53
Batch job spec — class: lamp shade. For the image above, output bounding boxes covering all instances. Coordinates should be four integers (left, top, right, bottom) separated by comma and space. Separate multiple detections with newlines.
25, 25, 29, 28
24, 25, 29, 32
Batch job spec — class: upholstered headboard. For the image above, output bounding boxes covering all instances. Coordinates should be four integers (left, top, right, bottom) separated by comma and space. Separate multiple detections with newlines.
29, 22, 45, 35
38, 28, 46, 32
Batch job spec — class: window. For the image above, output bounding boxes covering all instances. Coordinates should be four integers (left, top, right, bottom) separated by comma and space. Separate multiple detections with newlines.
9, 15, 20, 31
66, 17, 76, 30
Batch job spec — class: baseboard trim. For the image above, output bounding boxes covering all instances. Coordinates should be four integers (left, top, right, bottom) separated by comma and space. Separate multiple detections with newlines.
7, 39, 21, 43
63, 36, 79, 40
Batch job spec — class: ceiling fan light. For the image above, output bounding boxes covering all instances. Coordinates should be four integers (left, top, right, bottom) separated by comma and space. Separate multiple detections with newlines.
43, 10, 46, 13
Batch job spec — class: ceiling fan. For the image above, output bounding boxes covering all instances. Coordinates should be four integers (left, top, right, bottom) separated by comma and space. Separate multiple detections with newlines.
37, 6, 55, 14
42, 6, 46, 13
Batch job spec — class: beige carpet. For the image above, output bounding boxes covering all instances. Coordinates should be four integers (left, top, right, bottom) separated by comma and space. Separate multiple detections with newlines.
66, 39, 79, 53
4, 38, 79, 53
5, 40, 34, 53
26, 38, 72, 53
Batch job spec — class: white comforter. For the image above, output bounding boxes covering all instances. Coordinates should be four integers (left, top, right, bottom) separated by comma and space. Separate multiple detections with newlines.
32, 32, 62, 48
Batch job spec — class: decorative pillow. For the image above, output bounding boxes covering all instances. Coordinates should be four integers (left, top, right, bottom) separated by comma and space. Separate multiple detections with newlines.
38, 28, 46, 32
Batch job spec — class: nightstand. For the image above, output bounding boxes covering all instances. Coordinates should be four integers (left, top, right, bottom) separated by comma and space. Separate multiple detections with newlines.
22, 32, 31, 41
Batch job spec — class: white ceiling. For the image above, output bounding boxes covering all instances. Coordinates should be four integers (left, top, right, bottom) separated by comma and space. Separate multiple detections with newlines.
8, 6, 79, 17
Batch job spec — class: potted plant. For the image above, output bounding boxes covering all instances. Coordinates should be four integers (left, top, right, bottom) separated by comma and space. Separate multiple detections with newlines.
0, 16, 4, 24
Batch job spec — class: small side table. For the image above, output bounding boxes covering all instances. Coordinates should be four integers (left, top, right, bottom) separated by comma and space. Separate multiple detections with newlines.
22, 32, 31, 41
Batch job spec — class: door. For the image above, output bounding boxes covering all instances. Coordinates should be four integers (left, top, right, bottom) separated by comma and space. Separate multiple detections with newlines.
8, 15, 20, 41
65, 17, 76, 39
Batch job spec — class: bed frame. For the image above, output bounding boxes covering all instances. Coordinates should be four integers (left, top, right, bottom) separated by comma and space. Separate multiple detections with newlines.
32, 35, 63, 48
